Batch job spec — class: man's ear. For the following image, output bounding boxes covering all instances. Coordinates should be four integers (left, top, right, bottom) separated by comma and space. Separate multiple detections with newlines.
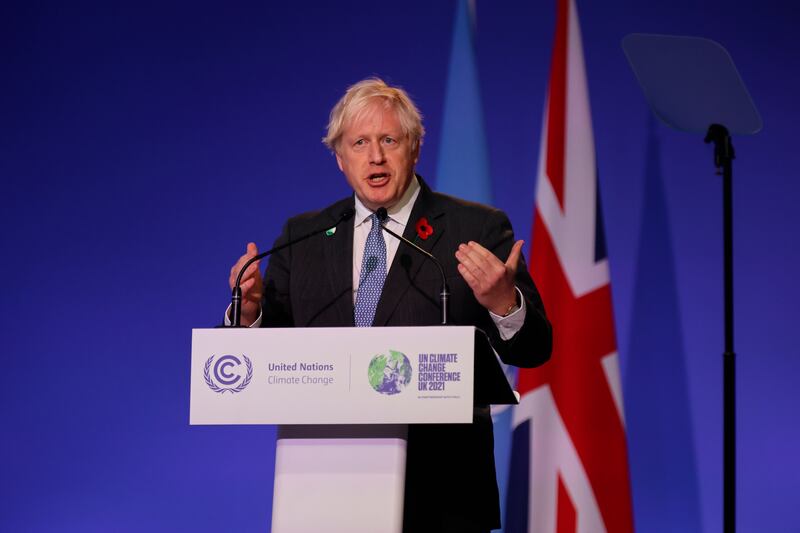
335, 151, 344, 172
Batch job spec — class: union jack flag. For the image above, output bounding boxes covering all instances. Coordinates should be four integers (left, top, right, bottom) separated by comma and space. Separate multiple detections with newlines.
505, 0, 634, 531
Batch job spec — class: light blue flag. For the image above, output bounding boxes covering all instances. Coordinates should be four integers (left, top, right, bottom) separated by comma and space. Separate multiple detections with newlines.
436, 0, 492, 204
436, 3, 515, 532
624, 116, 702, 532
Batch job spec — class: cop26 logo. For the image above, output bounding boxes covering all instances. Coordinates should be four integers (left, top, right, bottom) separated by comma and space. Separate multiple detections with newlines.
204, 354, 253, 393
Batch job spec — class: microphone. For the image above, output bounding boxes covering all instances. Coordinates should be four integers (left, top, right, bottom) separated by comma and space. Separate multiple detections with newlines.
229, 207, 355, 327
375, 207, 449, 325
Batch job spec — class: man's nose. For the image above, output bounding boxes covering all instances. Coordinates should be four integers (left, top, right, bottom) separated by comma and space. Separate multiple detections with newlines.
368, 142, 386, 164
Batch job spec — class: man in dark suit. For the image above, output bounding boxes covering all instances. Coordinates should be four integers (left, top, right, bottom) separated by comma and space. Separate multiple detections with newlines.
228, 78, 552, 532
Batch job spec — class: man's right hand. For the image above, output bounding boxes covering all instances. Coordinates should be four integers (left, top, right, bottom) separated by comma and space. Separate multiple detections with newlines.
228, 242, 263, 326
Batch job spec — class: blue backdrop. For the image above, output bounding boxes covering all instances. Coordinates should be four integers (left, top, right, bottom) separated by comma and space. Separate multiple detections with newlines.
2, 1, 798, 532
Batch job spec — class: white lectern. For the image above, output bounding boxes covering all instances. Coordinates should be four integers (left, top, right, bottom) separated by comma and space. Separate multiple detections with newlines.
190, 326, 515, 533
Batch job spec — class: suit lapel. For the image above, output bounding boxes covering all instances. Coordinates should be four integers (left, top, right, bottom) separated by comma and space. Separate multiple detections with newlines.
322, 199, 356, 326
373, 178, 446, 326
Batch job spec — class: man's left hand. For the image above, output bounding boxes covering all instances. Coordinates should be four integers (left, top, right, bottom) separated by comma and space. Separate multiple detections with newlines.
455, 240, 523, 316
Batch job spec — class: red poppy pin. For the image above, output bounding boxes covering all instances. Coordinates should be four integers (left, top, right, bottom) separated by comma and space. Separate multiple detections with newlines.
415, 216, 434, 240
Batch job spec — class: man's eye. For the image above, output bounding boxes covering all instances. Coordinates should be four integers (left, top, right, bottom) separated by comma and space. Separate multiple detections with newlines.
383, 137, 396, 145
354, 139, 365, 146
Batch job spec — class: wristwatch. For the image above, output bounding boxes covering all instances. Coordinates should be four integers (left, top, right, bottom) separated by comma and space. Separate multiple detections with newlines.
501, 292, 521, 317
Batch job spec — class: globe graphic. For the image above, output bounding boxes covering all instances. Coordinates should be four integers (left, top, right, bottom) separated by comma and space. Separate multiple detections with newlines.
368, 350, 412, 395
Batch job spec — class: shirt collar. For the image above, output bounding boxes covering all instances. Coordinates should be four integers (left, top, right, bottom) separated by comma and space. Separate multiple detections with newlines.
354, 175, 421, 228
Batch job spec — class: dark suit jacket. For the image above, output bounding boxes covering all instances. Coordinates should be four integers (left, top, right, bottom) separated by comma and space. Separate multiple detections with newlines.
260, 177, 551, 531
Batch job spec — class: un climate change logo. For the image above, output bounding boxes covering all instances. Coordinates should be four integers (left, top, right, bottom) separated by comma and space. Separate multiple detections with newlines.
204, 354, 253, 393
368, 350, 412, 395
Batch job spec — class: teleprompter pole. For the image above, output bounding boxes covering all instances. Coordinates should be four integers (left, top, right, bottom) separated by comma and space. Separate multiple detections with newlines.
704, 123, 736, 533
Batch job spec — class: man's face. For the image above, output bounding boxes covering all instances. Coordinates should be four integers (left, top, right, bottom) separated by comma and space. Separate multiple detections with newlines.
335, 102, 418, 211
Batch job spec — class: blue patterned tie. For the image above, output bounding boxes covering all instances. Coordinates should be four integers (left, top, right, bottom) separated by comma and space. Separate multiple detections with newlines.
354, 213, 387, 327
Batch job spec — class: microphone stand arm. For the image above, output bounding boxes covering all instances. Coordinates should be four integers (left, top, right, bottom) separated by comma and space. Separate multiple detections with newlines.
230, 209, 355, 327
230, 239, 302, 328
378, 223, 450, 325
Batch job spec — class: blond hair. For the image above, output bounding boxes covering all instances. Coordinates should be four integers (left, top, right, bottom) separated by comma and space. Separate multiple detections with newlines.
323, 77, 425, 152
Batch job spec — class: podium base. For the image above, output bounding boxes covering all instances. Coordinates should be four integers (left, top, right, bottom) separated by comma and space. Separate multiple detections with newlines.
272, 425, 408, 533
